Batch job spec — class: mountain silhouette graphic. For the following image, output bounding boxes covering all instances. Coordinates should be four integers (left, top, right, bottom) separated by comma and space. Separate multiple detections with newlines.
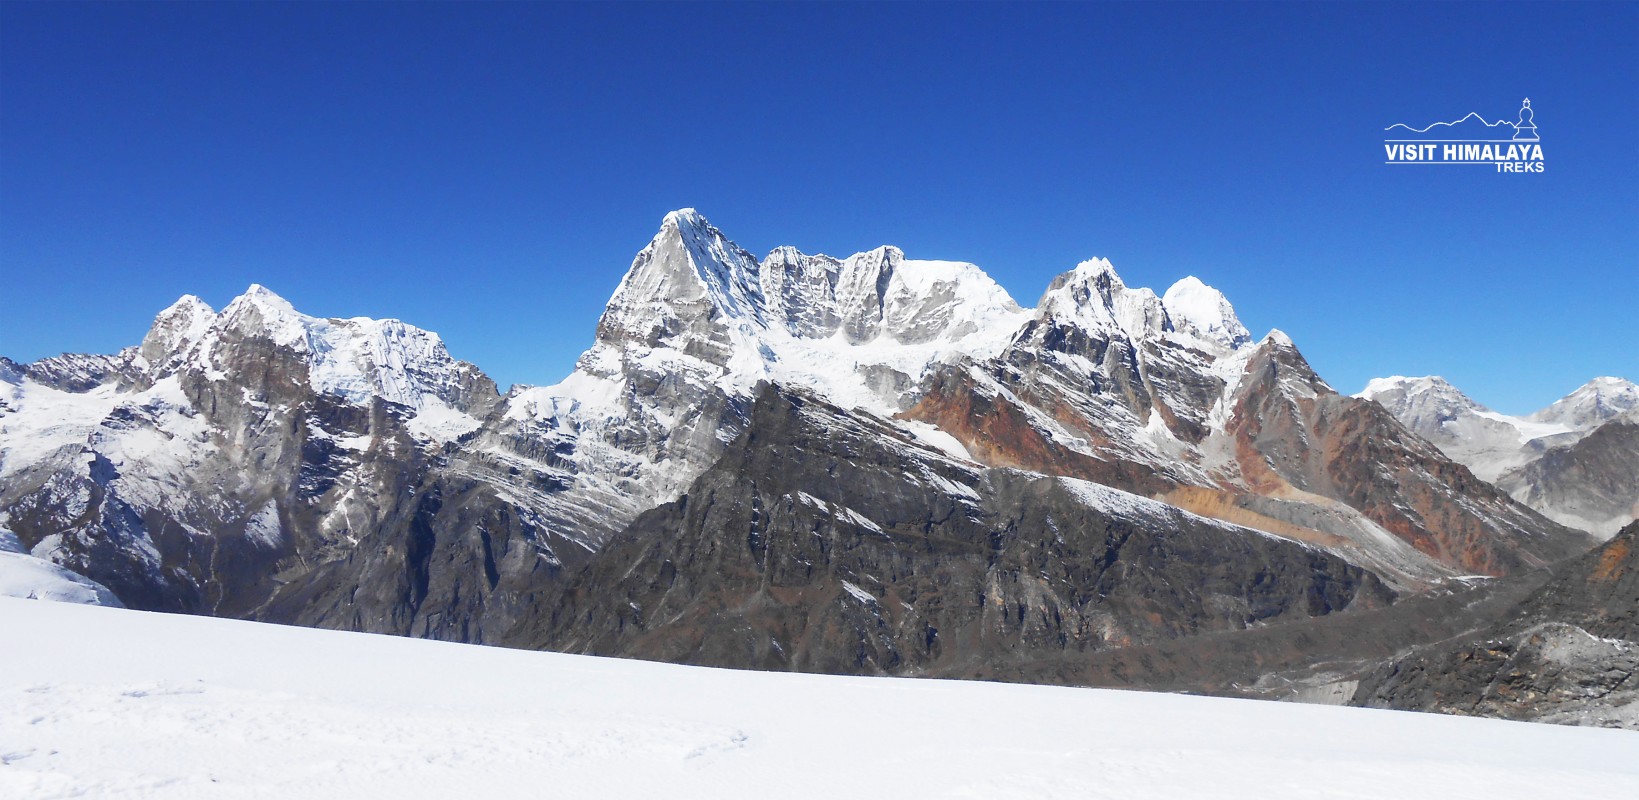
1385, 100, 1540, 141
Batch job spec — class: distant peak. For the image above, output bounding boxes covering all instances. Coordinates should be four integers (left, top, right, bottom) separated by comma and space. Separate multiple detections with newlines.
1262, 329, 1294, 347
1038, 257, 1121, 301
1070, 257, 1122, 284
1030, 257, 1172, 343
1358, 375, 1467, 400
1161, 275, 1250, 350
158, 294, 216, 318
1530, 374, 1639, 428
231, 284, 297, 310
661, 208, 708, 230
1363, 375, 1453, 391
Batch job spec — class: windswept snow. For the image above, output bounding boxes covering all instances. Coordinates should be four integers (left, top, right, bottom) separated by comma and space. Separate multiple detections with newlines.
2, 599, 1635, 799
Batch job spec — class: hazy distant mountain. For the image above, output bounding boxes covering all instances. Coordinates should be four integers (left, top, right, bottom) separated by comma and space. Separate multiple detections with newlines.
1360, 375, 1638, 537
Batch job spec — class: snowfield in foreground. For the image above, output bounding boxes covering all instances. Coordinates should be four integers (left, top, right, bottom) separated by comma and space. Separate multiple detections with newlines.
3, 598, 1635, 799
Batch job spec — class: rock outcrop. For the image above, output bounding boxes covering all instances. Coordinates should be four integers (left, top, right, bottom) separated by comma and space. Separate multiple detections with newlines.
1353, 521, 1639, 728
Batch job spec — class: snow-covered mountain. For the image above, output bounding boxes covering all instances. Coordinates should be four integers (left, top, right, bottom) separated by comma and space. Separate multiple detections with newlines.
1357, 376, 1571, 480
1530, 375, 1639, 429
1360, 375, 1639, 536
0, 209, 1607, 728
0, 285, 514, 621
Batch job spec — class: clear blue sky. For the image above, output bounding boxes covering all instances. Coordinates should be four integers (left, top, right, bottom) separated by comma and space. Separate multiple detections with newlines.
3, 1, 1634, 414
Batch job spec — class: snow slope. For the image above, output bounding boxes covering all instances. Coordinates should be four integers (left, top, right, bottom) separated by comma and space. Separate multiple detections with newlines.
3, 598, 1635, 799
0, 529, 123, 606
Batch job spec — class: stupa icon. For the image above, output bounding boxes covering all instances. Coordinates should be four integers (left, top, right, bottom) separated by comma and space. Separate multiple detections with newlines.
1513, 98, 1539, 141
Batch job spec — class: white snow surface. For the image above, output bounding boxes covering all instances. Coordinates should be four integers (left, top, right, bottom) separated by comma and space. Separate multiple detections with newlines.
3, 598, 1635, 800
1162, 275, 1253, 350
0, 380, 122, 480
0, 535, 123, 606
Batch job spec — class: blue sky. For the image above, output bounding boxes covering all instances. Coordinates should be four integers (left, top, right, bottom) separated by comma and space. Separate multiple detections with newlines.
2, 1, 1634, 414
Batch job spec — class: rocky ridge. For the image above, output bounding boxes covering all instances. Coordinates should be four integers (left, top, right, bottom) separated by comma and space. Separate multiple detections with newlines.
0, 209, 1614, 727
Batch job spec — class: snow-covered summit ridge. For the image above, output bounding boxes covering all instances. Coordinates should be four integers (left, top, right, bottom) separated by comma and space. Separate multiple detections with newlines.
1361, 375, 1636, 434
1027, 257, 1256, 358
1360, 375, 1486, 412
597, 210, 1261, 371
1356, 373, 1631, 488
1530, 376, 1639, 428
139, 285, 489, 424
601, 209, 1031, 351
559, 209, 1270, 419
574, 210, 1037, 411
1162, 276, 1253, 349
1035, 258, 1169, 342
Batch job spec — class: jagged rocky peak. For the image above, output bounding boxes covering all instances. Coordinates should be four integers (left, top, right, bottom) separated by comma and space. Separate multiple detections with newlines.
12, 352, 138, 392
830, 245, 903, 343
217, 283, 309, 345
1031, 260, 1250, 353
139, 295, 216, 371
759, 245, 843, 339
1161, 276, 1252, 350
136, 283, 494, 421
592, 209, 1030, 364
1031, 258, 1169, 345
1530, 376, 1639, 429
1237, 329, 1334, 399
595, 208, 767, 356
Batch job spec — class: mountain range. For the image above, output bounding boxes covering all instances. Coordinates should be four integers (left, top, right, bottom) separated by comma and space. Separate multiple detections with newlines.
1361, 374, 1639, 537
1, 209, 1630, 727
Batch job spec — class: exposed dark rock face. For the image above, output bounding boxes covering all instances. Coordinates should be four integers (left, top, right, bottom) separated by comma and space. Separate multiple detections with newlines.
8, 352, 143, 393
906, 331, 1590, 586
0, 292, 574, 643
509, 386, 1395, 678
1353, 521, 1639, 728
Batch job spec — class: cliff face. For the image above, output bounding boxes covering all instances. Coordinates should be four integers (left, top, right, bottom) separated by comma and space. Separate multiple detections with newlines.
511, 386, 1394, 678
1222, 339, 1589, 577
